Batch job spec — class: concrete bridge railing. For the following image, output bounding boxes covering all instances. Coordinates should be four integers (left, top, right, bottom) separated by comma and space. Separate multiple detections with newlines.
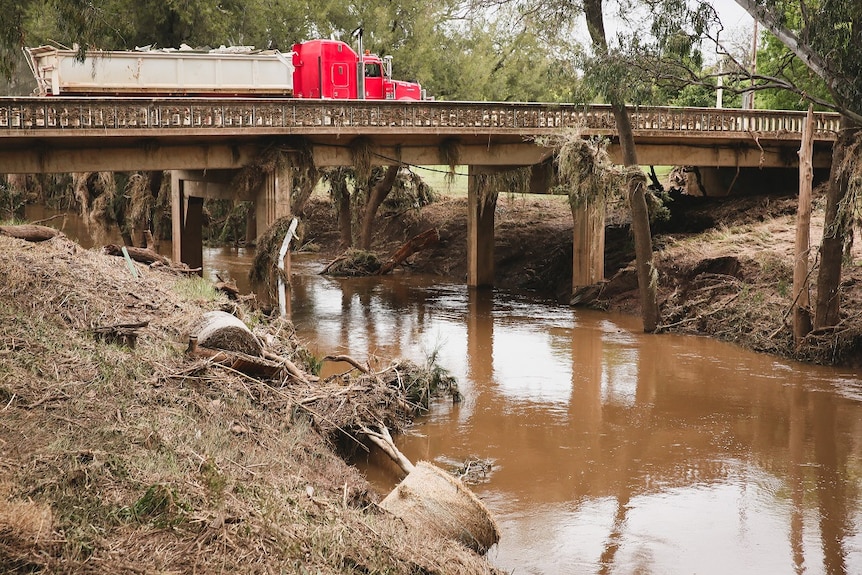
0, 98, 840, 139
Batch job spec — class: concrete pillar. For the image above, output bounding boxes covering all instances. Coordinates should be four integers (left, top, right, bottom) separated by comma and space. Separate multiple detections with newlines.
467, 166, 498, 288
253, 161, 292, 241
170, 171, 204, 273
571, 198, 605, 290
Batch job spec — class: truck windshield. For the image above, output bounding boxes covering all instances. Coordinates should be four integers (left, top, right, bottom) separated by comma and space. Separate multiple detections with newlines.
364, 63, 382, 78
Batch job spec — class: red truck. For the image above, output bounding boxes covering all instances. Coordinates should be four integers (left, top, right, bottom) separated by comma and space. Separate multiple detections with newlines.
292, 39, 423, 100
25, 39, 425, 100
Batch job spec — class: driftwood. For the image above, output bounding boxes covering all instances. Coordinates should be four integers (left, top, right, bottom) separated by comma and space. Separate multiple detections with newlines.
214, 274, 241, 299
262, 350, 313, 384
377, 228, 440, 275
103, 244, 170, 266
323, 354, 370, 374
93, 321, 148, 348
356, 423, 500, 553
359, 424, 415, 475
319, 255, 347, 275
0, 224, 61, 242
187, 337, 282, 378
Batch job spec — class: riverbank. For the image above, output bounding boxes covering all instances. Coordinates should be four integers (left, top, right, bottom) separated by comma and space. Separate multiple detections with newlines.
302, 188, 862, 367
0, 234, 500, 574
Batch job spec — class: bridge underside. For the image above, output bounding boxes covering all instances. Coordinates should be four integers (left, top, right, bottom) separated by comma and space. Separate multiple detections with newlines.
0, 99, 838, 296
0, 132, 834, 173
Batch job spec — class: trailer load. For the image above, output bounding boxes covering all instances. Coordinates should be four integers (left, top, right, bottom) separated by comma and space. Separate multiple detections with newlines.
24, 39, 424, 100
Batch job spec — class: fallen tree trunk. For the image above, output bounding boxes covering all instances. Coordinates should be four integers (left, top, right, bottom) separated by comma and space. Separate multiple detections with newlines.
103, 244, 170, 266
191, 310, 263, 357
0, 225, 60, 242
377, 228, 440, 275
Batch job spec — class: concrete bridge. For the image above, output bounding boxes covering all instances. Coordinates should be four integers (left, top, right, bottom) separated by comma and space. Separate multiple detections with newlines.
0, 97, 840, 290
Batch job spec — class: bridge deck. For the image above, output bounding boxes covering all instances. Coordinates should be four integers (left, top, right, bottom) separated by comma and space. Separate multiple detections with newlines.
0, 98, 839, 173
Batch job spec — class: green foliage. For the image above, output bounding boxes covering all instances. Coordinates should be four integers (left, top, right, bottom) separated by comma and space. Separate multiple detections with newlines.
200, 459, 227, 503
754, 16, 833, 111
203, 199, 252, 245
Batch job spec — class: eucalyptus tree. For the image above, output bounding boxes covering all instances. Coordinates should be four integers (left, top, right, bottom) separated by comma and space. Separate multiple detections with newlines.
582, 0, 659, 332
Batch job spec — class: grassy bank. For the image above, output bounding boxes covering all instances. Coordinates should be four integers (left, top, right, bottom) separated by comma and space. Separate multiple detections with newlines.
0, 235, 499, 574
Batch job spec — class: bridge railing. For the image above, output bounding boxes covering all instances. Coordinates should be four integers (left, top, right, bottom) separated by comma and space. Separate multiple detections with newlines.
0, 98, 840, 139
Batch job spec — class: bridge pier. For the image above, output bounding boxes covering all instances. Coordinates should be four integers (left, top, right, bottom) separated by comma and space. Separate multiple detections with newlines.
467, 166, 499, 288
170, 163, 293, 271
254, 163, 292, 236
571, 198, 605, 290
171, 172, 205, 273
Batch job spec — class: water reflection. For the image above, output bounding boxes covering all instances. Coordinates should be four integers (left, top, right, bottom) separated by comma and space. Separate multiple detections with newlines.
286, 264, 862, 575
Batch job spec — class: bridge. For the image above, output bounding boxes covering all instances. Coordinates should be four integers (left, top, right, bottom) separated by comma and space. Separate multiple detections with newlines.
0, 97, 840, 290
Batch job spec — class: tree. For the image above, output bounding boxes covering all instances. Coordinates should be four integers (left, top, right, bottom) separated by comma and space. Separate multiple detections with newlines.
583, 0, 659, 332
729, 0, 861, 329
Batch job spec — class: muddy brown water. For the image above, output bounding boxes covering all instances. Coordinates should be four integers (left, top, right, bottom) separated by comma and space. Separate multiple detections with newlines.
29, 207, 862, 574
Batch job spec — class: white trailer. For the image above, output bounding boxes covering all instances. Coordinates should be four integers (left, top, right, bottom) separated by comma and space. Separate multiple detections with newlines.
24, 44, 295, 97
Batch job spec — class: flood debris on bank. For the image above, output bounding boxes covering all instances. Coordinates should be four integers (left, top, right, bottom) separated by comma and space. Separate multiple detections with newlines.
0, 234, 501, 574
296, 186, 862, 367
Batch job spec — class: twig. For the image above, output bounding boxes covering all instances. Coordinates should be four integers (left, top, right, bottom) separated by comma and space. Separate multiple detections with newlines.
31, 213, 66, 226
319, 255, 347, 275
323, 354, 369, 374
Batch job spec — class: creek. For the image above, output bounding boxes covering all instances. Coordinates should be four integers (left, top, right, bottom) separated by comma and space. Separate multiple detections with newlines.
27, 206, 862, 574
209, 249, 862, 575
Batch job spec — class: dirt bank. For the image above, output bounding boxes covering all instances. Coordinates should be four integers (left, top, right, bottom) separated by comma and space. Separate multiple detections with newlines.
302, 189, 862, 367
0, 235, 500, 574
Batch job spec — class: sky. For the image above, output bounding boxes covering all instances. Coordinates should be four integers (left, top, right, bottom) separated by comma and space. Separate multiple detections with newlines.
710, 0, 755, 29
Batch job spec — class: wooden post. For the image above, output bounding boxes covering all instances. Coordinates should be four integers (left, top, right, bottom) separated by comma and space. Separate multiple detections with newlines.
793, 105, 815, 345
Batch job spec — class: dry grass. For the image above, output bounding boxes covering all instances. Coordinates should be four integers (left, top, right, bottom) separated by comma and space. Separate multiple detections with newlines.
0, 235, 500, 574
653, 209, 862, 364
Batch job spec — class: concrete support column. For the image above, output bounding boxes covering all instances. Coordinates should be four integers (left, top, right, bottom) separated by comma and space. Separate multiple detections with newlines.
170, 171, 204, 273
467, 166, 498, 288
254, 161, 292, 241
571, 198, 605, 290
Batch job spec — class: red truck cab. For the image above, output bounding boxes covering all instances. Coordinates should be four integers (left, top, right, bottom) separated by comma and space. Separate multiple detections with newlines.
292, 39, 422, 100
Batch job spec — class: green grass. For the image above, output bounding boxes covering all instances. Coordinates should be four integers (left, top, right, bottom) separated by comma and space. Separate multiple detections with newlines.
412, 165, 469, 197
171, 275, 222, 302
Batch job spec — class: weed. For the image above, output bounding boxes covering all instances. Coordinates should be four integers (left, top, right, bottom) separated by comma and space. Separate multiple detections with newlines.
294, 347, 324, 376
200, 459, 227, 503
172, 275, 222, 302
121, 484, 189, 527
